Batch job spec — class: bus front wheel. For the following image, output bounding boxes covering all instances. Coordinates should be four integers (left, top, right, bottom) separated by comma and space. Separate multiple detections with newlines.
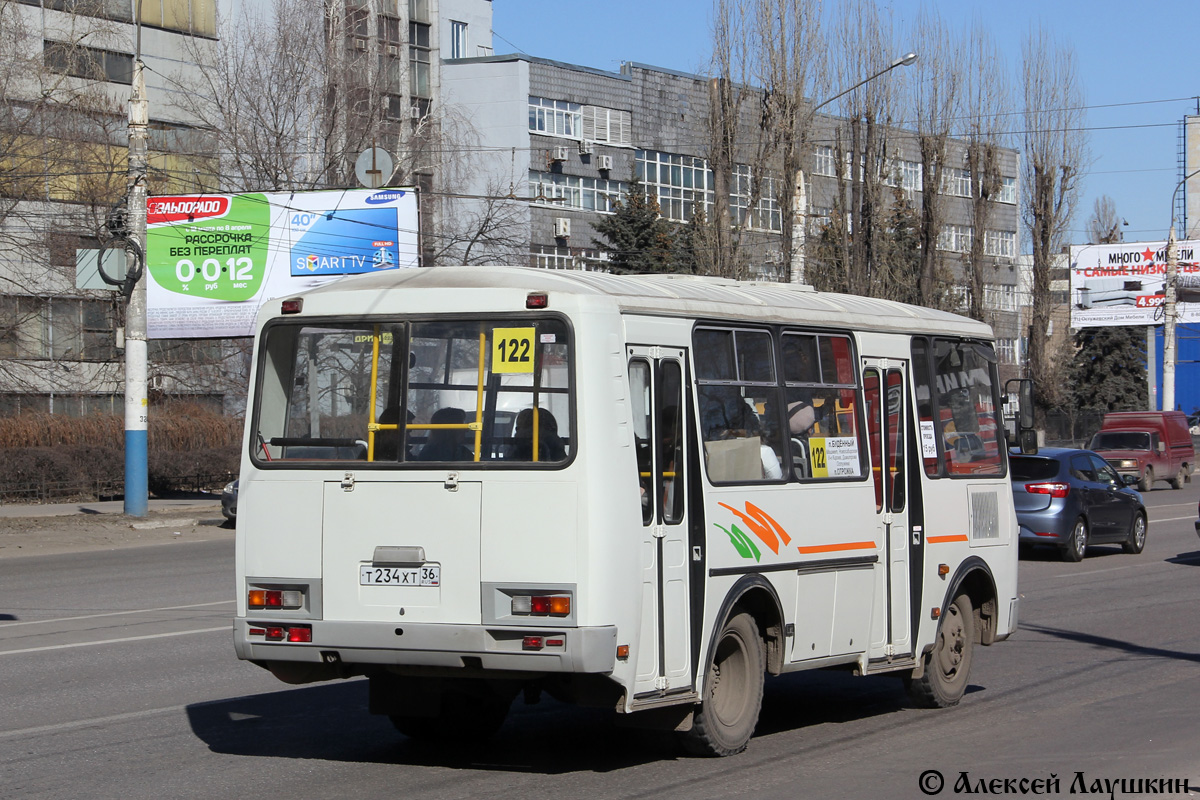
679, 612, 764, 757
906, 593, 974, 708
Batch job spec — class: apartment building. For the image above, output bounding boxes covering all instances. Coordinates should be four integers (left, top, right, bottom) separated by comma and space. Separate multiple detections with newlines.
442, 53, 1024, 375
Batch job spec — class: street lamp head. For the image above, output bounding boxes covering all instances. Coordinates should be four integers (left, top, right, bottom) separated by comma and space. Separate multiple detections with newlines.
895, 52, 918, 67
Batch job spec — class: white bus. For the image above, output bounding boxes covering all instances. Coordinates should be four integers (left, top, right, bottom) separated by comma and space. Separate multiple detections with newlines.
234, 266, 1027, 756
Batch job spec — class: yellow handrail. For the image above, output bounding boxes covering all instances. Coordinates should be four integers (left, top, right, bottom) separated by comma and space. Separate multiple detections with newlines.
367, 325, 381, 461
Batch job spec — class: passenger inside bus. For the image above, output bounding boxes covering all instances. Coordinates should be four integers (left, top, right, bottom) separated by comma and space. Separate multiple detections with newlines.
508, 407, 567, 461
416, 407, 475, 462
698, 387, 782, 481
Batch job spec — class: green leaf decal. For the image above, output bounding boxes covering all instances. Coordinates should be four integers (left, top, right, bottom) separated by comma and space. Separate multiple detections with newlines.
715, 523, 761, 562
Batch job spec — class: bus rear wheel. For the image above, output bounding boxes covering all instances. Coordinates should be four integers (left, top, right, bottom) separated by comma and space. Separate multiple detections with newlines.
906, 593, 974, 708
679, 612, 764, 757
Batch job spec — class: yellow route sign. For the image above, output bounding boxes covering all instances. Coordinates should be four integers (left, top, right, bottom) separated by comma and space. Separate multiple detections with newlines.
491, 327, 535, 373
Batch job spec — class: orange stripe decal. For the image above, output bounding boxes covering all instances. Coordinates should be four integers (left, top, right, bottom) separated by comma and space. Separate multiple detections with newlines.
718, 502, 780, 554
796, 540, 877, 554
927, 534, 969, 544
745, 502, 792, 547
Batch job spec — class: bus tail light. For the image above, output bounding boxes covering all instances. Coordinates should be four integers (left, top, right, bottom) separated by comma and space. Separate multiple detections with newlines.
248, 589, 303, 609
511, 594, 571, 617
287, 626, 312, 643
1024, 482, 1069, 499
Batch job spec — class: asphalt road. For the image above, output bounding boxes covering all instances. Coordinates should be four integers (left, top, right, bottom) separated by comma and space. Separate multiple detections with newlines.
1, 487, 1198, 800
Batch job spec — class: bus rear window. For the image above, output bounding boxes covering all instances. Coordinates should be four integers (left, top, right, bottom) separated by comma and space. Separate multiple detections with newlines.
253, 317, 572, 466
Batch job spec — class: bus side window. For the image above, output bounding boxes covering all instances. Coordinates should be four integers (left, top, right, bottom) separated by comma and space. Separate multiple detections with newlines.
629, 359, 654, 524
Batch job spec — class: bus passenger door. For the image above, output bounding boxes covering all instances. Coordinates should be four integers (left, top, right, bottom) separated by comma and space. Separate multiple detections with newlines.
628, 348, 693, 698
864, 362, 912, 658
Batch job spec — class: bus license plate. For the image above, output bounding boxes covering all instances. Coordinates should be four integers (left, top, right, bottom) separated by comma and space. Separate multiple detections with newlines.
359, 565, 440, 586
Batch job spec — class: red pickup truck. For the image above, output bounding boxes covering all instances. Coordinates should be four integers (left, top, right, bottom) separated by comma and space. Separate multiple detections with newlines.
1088, 411, 1195, 491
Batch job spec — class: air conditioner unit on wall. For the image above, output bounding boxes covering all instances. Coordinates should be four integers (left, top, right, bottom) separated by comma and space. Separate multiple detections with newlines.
579, 140, 594, 155
597, 154, 613, 171
353, 37, 367, 51
551, 146, 570, 163
386, 44, 400, 57
554, 218, 571, 238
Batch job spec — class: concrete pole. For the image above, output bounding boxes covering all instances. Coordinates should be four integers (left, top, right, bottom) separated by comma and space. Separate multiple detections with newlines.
1162, 227, 1178, 413
124, 60, 149, 516
1147, 326, 1157, 411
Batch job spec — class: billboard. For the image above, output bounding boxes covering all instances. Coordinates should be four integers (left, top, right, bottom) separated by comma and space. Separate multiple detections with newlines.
1069, 239, 1200, 329
146, 188, 419, 338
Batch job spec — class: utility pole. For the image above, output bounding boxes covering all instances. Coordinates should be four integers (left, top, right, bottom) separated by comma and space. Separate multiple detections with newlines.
124, 55, 149, 516
1161, 167, 1200, 414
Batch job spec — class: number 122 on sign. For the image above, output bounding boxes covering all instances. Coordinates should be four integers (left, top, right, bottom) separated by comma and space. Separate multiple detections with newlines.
492, 327, 535, 373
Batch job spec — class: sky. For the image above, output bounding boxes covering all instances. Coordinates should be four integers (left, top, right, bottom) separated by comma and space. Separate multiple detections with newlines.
491, 0, 1200, 250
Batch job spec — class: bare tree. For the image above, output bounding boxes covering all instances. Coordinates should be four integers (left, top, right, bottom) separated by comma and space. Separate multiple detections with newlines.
707, 0, 826, 280
1087, 195, 1122, 244
907, 7, 963, 308
1022, 27, 1089, 414
0, 1, 134, 402
962, 22, 1010, 322
823, 0, 901, 297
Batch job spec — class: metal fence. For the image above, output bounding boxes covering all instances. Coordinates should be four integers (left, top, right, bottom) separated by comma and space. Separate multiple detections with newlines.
0, 473, 233, 505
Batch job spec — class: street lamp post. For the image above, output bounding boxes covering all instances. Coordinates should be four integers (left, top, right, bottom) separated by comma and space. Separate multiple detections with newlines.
791, 52, 917, 284
1160, 167, 1200, 412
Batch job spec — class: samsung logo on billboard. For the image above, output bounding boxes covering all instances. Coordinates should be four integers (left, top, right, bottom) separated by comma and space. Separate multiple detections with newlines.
364, 189, 407, 205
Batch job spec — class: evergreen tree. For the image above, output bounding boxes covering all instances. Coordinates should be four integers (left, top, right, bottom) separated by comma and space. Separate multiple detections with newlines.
1068, 326, 1147, 412
592, 174, 678, 274
875, 186, 924, 306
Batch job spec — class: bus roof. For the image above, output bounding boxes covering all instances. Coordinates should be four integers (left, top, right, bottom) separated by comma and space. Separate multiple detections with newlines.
287, 266, 995, 339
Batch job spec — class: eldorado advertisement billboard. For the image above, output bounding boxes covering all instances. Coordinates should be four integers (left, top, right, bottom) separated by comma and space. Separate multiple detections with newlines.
1069, 239, 1200, 328
146, 188, 419, 338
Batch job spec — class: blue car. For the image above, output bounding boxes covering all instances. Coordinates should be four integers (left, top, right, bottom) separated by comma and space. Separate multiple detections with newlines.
1011, 447, 1147, 562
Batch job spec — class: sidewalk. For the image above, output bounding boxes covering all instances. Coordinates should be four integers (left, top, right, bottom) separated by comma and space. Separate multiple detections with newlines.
0, 497, 222, 519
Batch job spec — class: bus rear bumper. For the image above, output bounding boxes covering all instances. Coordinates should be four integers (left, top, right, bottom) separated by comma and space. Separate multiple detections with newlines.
234, 618, 618, 674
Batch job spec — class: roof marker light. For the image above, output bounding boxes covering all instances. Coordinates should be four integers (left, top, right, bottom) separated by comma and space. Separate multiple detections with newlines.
281, 298, 303, 314
526, 292, 548, 309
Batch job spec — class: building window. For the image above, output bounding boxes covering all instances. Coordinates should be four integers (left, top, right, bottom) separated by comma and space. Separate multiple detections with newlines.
530, 246, 608, 271
898, 160, 922, 192
998, 176, 1017, 205
409, 21, 430, 97
984, 230, 1017, 259
0, 296, 46, 359
449, 20, 467, 59
529, 171, 627, 212
941, 167, 972, 198
408, 0, 428, 22
636, 149, 713, 223
731, 165, 781, 232
996, 338, 1020, 365
43, 40, 133, 85
47, 299, 114, 361
937, 224, 973, 253
807, 205, 832, 234
983, 284, 1017, 312
138, 0, 216, 36
379, 15, 401, 43
581, 106, 632, 146
528, 97, 582, 139
813, 146, 836, 178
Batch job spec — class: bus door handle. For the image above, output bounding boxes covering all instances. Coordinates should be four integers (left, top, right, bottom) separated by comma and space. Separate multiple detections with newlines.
444, 472, 459, 492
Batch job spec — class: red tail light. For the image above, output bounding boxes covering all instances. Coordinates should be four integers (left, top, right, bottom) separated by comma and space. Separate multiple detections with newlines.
1025, 482, 1069, 499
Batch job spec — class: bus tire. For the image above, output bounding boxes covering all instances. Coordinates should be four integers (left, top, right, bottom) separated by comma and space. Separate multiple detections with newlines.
679, 612, 764, 757
906, 593, 974, 709
389, 681, 512, 743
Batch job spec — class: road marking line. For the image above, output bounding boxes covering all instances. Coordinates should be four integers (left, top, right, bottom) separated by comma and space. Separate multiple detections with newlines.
1149, 514, 1196, 523
0, 625, 228, 656
0, 705, 189, 740
0, 600, 233, 628
1054, 562, 1159, 579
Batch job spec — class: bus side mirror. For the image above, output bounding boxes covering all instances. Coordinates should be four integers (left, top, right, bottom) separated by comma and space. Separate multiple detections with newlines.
1005, 378, 1038, 455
